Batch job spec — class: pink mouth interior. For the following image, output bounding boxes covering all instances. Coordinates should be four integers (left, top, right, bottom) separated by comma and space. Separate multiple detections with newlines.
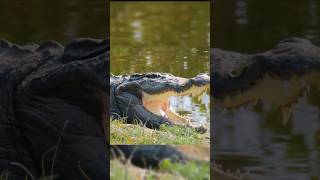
143, 100, 169, 117
142, 98, 193, 126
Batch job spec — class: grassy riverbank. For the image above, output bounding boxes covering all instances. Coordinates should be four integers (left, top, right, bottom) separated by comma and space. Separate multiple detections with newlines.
110, 120, 209, 144
110, 159, 210, 180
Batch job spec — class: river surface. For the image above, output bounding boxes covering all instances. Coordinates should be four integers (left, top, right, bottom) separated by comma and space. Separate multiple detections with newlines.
213, 0, 320, 179
0, 0, 106, 44
111, 2, 210, 125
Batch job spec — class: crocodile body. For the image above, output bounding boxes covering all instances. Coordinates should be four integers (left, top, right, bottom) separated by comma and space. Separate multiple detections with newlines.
0, 38, 108, 179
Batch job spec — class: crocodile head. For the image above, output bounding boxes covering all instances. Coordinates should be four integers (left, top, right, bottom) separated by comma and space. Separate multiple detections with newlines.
15, 38, 108, 132
111, 72, 209, 132
213, 37, 320, 124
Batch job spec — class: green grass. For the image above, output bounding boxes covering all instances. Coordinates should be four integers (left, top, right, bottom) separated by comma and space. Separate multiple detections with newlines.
110, 160, 182, 180
110, 159, 209, 180
160, 159, 210, 180
110, 119, 209, 144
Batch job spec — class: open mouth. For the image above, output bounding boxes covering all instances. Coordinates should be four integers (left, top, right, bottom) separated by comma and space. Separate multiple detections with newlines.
141, 85, 209, 126
215, 71, 320, 125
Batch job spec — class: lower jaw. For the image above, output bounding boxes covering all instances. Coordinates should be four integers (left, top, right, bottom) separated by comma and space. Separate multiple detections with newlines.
143, 102, 190, 125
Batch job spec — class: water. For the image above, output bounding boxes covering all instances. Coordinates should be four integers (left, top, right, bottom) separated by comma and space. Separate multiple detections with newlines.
110, 2, 210, 125
213, 1, 320, 179
0, 0, 106, 44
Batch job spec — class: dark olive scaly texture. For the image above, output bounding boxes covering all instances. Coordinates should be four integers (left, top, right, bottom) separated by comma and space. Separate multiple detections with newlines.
0, 38, 108, 179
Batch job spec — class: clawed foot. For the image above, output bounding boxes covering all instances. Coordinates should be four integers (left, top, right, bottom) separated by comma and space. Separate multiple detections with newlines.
188, 123, 208, 134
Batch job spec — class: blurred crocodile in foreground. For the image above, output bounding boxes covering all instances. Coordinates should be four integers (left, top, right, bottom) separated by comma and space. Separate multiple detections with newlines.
0, 38, 108, 179
213, 37, 320, 124
111, 145, 251, 180
110, 73, 210, 133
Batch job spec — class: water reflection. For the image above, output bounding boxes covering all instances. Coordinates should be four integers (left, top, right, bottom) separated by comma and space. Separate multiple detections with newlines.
215, 94, 320, 179
213, 0, 320, 52
111, 2, 210, 124
111, 1, 210, 76
213, 1, 320, 179
0, 0, 106, 44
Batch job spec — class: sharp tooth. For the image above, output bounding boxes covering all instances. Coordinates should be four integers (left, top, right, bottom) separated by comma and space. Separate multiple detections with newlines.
199, 91, 205, 101
192, 90, 196, 97
281, 105, 294, 125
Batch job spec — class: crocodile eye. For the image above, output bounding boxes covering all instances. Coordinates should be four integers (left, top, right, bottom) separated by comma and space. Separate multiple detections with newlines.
229, 65, 248, 78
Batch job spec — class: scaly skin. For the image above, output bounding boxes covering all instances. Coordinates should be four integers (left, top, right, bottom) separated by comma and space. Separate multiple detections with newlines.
0, 38, 108, 179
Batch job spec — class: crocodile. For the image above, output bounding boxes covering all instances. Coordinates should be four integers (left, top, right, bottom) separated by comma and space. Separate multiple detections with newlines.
212, 37, 320, 179
213, 37, 320, 124
111, 145, 251, 180
0, 38, 108, 179
110, 73, 210, 132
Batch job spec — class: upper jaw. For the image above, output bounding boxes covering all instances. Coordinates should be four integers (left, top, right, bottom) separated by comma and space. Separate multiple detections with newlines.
214, 68, 320, 125
212, 48, 259, 98
116, 72, 210, 95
